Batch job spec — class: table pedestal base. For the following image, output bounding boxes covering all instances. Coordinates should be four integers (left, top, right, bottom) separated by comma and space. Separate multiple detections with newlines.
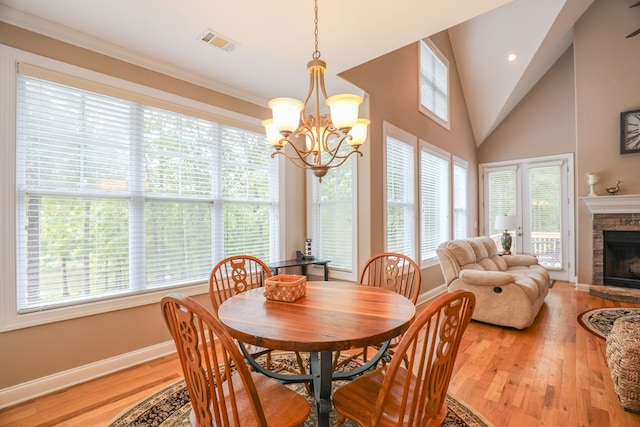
237, 342, 390, 427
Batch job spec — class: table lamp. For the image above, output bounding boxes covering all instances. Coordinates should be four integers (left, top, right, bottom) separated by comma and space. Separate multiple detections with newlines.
495, 215, 517, 254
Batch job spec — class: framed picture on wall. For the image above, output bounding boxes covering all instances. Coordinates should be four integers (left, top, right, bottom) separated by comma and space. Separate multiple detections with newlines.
620, 109, 640, 154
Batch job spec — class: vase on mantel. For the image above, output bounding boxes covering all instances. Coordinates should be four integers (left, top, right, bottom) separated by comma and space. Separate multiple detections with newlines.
586, 173, 598, 197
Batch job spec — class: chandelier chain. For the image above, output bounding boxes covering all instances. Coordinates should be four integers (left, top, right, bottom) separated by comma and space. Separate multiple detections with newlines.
263, 0, 369, 180
313, 0, 320, 59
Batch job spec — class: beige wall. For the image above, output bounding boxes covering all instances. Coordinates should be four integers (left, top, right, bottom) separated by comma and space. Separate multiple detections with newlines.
477, 0, 640, 286
477, 46, 576, 163
0, 23, 309, 389
341, 31, 479, 292
573, 0, 640, 284
3, 0, 637, 396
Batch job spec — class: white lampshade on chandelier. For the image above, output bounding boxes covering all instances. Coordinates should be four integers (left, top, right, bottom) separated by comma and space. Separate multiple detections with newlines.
262, 0, 370, 180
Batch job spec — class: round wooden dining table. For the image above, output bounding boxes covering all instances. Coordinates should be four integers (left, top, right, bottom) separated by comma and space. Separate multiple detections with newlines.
218, 280, 416, 427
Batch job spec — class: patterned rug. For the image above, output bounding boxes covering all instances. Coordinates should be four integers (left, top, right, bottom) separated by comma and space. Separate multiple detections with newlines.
109, 353, 494, 427
577, 307, 640, 339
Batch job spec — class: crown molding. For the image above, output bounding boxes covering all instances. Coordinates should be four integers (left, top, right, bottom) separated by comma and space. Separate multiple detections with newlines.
0, 5, 267, 107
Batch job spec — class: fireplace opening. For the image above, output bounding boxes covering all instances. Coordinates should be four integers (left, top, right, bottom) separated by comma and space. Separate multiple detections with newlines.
603, 230, 640, 289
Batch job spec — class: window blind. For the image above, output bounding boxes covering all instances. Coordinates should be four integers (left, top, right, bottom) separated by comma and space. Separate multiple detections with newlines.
310, 159, 354, 272
453, 159, 468, 239
420, 145, 450, 262
386, 136, 415, 259
420, 40, 449, 123
487, 169, 516, 235
528, 165, 562, 260
16, 68, 278, 312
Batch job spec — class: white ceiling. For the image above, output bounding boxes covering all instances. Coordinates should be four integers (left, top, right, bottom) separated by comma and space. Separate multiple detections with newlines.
0, 0, 594, 145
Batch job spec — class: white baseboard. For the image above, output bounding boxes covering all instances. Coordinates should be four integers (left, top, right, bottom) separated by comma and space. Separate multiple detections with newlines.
575, 282, 591, 292
0, 340, 176, 409
416, 284, 447, 307
0, 284, 447, 410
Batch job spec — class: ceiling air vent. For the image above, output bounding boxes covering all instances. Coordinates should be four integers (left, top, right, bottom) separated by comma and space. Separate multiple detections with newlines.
199, 29, 238, 52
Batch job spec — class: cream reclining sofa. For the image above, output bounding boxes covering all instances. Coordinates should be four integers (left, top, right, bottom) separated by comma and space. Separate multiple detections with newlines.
436, 236, 551, 329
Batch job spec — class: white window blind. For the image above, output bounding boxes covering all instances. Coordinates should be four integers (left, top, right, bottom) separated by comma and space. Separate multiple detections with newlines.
528, 164, 562, 262
419, 40, 449, 126
487, 169, 517, 235
15, 66, 278, 312
453, 158, 468, 239
310, 158, 355, 273
420, 143, 450, 263
385, 134, 416, 259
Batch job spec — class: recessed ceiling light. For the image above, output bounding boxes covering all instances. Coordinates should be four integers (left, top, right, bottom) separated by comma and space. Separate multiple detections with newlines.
507, 51, 518, 62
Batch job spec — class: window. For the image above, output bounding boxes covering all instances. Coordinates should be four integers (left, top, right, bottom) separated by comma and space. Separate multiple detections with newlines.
419, 141, 450, 265
1, 47, 279, 330
419, 39, 449, 129
308, 158, 357, 280
384, 123, 417, 260
453, 157, 468, 239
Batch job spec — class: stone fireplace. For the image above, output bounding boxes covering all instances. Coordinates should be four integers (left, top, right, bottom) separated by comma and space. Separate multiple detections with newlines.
583, 195, 640, 287
603, 230, 640, 289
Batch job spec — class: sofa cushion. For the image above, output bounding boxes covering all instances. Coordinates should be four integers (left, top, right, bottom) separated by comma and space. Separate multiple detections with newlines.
490, 255, 508, 271
467, 238, 490, 260
478, 258, 502, 271
441, 241, 476, 267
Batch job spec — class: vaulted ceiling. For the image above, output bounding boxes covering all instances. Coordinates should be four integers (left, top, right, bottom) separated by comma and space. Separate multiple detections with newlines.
0, 0, 599, 145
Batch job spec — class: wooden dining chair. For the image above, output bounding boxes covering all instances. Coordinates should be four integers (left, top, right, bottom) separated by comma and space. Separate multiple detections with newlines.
334, 252, 421, 369
332, 290, 475, 427
161, 293, 310, 427
359, 252, 421, 304
209, 255, 272, 311
209, 254, 305, 376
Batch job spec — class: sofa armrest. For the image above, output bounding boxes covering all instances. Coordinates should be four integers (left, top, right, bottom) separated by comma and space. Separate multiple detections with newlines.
503, 254, 539, 267
459, 269, 515, 286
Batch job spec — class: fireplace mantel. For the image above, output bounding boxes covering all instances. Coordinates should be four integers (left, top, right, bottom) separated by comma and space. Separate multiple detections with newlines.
582, 194, 640, 214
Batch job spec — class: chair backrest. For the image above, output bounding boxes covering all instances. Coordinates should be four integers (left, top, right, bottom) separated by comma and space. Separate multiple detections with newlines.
161, 293, 269, 426
209, 255, 272, 311
359, 252, 421, 304
373, 290, 475, 426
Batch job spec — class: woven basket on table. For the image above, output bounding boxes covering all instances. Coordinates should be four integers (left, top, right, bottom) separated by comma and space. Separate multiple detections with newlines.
606, 314, 640, 413
263, 274, 306, 302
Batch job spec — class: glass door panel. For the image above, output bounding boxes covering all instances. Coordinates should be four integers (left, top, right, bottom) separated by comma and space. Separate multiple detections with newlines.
526, 163, 563, 271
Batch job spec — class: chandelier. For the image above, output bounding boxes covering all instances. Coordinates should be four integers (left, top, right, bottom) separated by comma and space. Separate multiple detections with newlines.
262, 0, 369, 180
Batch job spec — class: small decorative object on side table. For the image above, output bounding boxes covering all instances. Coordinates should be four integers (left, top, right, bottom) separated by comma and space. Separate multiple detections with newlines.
495, 215, 517, 255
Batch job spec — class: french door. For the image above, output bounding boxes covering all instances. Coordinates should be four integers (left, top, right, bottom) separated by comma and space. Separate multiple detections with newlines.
480, 154, 574, 281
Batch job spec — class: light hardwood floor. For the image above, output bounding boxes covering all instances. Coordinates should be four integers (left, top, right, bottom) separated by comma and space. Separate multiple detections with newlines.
1, 281, 639, 426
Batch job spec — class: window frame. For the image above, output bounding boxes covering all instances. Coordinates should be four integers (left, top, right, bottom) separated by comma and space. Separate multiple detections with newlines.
306, 158, 358, 282
453, 156, 469, 239
418, 39, 450, 130
418, 140, 451, 268
0, 45, 283, 331
383, 122, 418, 261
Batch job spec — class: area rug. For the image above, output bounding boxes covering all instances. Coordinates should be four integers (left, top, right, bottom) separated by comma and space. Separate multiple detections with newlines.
109, 353, 494, 427
578, 307, 640, 339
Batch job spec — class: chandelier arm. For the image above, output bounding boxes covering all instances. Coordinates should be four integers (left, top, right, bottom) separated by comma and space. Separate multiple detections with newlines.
317, 135, 360, 164
272, 146, 362, 171
273, 140, 319, 169
320, 148, 363, 170
271, 150, 313, 170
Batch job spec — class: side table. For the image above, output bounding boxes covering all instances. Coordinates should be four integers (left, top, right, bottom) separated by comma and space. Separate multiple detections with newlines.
267, 258, 331, 281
